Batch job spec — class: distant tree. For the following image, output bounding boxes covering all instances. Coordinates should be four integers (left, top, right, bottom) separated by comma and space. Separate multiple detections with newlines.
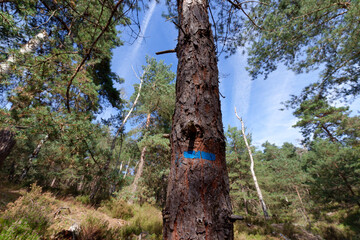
303, 139, 360, 208
257, 142, 311, 226
128, 56, 175, 203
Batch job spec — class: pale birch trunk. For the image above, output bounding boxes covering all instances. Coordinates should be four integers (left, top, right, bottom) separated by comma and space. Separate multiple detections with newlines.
235, 108, 269, 219
0, 30, 47, 74
123, 158, 131, 179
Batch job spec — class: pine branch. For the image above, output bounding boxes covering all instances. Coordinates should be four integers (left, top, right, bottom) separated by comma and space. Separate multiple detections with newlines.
65, 0, 125, 113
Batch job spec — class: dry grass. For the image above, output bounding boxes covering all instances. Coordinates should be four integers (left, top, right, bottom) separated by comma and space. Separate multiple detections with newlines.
0, 183, 127, 238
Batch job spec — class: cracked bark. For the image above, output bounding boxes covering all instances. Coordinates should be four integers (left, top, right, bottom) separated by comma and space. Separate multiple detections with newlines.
163, 0, 233, 238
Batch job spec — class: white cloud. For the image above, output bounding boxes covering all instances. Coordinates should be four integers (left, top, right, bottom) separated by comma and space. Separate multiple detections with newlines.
116, 0, 157, 94
232, 52, 252, 121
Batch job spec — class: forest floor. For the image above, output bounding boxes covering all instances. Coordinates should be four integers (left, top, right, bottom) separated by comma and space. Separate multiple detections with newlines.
0, 182, 127, 237
1, 182, 357, 240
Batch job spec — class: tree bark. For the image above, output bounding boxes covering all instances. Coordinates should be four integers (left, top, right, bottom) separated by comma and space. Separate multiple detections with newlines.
163, 0, 234, 238
235, 108, 269, 219
129, 112, 151, 203
20, 134, 49, 181
0, 129, 16, 166
0, 30, 47, 74
124, 158, 131, 179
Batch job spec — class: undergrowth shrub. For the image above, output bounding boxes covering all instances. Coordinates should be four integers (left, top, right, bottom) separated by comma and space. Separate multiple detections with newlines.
75, 195, 91, 205
79, 215, 113, 240
99, 197, 134, 220
0, 184, 55, 237
119, 204, 162, 240
0, 219, 41, 240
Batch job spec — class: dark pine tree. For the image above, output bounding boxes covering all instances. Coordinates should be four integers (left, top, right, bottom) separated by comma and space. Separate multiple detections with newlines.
163, 0, 234, 238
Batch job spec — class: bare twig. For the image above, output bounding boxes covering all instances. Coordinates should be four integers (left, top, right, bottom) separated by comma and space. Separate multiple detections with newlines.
156, 49, 176, 55
227, 0, 263, 30
33, 10, 56, 29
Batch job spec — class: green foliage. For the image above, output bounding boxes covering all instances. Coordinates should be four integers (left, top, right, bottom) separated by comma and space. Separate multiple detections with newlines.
99, 197, 134, 220
0, 184, 54, 237
0, 219, 41, 240
245, 0, 360, 103
119, 204, 163, 240
293, 96, 360, 145
75, 195, 91, 205
79, 215, 114, 240
130, 56, 176, 133
303, 139, 360, 207
226, 126, 259, 215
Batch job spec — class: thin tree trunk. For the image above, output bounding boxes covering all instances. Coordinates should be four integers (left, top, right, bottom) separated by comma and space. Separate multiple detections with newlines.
0, 129, 16, 166
124, 158, 131, 179
242, 187, 249, 215
89, 70, 145, 201
163, 0, 234, 238
20, 134, 49, 181
51, 177, 57, 188
128, 112, 151, 203
235, 108, 269, 219
294, 185, 311, 228
0, 30, 47, 74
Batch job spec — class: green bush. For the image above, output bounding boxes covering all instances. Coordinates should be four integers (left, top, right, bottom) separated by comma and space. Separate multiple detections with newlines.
1, 184, 54, 236
99, 197, 134, 220
119, 204, 162, 240
0, 219, 41, 240
75, 195, 91, 205
79, 215, 112, 240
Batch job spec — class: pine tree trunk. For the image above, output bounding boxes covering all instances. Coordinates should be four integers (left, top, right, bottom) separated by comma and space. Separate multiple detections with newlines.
163, 0, 233, 238
129, 112, 151, 203
0, 129, 16, 166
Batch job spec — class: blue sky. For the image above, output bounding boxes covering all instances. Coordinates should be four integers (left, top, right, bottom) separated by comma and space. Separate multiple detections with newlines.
109, 1, 360, 147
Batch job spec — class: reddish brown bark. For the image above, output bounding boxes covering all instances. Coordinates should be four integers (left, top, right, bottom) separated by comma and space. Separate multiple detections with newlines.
163, 0, 233, 238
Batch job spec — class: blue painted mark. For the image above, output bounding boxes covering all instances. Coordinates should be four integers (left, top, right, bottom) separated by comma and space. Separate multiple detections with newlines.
200, 151, 216, 161
184, 150, 201, 159
183, 151, 216, 161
